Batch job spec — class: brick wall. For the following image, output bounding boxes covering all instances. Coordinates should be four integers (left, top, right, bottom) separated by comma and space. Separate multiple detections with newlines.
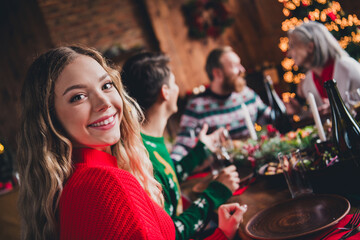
37, 0, 153, 52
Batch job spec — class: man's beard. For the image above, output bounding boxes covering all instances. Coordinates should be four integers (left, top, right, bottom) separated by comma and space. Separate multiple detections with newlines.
222, 74, 246, 93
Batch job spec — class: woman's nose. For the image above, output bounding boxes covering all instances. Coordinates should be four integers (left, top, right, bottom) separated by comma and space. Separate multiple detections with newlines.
93, 93, 111, 112
239, 64, 246, 73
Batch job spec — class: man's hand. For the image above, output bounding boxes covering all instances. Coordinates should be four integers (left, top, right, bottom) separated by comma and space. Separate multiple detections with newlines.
198, 123, 224, 152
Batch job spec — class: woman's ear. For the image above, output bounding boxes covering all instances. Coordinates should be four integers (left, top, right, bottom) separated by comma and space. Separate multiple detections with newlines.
307, 42, 315, 53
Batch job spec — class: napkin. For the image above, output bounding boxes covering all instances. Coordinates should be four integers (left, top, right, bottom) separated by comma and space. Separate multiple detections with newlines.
315, 214, 360, 240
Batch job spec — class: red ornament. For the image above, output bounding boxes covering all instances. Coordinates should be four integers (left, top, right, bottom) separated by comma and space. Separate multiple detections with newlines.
327, 12, 337, 21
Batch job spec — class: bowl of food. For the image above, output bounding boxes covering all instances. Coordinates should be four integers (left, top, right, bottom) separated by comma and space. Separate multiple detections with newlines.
257, 161, 287, 187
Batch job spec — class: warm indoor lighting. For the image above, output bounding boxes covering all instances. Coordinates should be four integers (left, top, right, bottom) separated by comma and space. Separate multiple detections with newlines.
279, 37, 289, 52
284, 71, 294, 83
254, 123, 262, 132
281, 58, 294, 71
293, 115, 301, 122
0, 143, 4, 154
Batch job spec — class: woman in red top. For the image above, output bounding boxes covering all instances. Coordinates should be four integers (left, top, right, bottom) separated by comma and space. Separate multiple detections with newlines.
17, 46, 246, 240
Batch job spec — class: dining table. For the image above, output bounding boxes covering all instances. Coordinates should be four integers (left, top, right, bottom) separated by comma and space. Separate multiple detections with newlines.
180, 168, 360, 240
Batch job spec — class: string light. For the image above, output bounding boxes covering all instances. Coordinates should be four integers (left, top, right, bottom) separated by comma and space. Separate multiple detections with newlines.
293, 115, 301, 122
284, 71, 294, 83
0, 143, 4, 154
283, 8, 290, 17
282, 92, 296, 103
281, 58, 294, 71
279, 37, 289, 52
278, 0, 360, 90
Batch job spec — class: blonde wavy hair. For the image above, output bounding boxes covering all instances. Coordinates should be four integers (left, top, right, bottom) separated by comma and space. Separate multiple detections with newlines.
17, 46, 163, 240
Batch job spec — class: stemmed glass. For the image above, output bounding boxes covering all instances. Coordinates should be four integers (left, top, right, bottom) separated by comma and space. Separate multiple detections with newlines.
211, 129, 234, 175
345, 88, 360, 117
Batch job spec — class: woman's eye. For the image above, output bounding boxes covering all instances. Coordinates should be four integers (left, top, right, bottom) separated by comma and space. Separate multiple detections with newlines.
70, 94, 85, 103
102, 82, 114, 90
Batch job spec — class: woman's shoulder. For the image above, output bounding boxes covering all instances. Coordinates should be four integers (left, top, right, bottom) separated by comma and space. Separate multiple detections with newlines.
337, 56, 360, 68
63, 165, 143, 200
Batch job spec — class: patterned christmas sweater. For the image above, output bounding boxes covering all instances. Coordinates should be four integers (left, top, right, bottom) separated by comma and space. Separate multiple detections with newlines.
141, 133, 232, 240
171, 86, 269, 162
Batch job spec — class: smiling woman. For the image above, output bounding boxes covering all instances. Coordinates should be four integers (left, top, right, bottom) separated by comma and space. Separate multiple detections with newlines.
16, 46, 174, 240
54, 55, 123, 153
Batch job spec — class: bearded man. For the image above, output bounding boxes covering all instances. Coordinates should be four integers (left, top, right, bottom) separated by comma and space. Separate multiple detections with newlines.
171, 46, 270, 162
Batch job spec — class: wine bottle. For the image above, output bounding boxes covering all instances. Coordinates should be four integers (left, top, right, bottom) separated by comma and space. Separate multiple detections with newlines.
324, 79, 360, 164
264, 75, 292, 134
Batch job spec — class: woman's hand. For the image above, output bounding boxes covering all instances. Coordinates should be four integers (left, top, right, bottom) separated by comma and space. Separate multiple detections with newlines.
218, 203, 248, 239
214, 165, 240, 193
198, 123, 224, 152
318, 98, 331, 116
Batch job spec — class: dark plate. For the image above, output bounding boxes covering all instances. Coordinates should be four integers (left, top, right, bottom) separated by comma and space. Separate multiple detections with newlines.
245, 194, 350, 240
192, 166, 254, 193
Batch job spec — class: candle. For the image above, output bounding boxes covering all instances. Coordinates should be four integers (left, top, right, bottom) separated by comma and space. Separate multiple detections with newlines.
241, 103, 258, 141
307, 93, 327, 141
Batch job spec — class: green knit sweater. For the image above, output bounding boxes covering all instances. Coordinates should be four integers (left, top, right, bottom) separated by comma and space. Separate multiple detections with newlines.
141, 133, 232, 240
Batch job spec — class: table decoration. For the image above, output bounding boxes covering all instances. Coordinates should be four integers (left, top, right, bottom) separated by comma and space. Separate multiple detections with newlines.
242, 103, 258, 141
308, 92, 327, 141
231, 124, 318, 169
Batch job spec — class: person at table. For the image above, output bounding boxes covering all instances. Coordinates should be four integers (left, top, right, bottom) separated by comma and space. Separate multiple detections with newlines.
16, 45, 246, 240
286, 21, 360, 115
171, 46, 270, 162
122, 52, 245, 240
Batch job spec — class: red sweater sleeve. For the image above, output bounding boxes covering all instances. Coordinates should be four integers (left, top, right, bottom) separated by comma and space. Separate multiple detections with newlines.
59, 166, 175, 240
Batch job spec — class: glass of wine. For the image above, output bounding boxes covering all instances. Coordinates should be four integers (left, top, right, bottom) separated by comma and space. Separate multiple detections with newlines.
211, 129, 234, 175
345, 88, 360, 118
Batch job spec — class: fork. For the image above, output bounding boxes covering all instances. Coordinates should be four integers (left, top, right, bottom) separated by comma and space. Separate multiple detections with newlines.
320, 209, 360, 240
340, 225, 360, 240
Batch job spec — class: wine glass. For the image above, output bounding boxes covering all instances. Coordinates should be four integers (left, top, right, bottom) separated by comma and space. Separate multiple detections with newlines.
211, 129, 234, 175
345, 88, 360, 117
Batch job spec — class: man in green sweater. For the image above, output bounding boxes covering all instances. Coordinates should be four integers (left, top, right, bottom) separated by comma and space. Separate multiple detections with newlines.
122, 52, 243, 239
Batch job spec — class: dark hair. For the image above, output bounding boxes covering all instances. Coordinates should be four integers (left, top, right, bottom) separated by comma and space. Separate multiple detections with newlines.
205, 46, 233, 81
121, 52, 171, 111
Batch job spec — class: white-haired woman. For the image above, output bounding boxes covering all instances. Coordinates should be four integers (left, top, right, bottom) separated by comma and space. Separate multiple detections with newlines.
287, 21, 360, 114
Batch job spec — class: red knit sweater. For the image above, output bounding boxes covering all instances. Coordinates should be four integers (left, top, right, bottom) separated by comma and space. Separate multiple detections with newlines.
59, 148, 175, 240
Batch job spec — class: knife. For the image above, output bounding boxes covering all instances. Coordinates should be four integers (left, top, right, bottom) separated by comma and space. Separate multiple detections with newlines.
340, 225, 360, 240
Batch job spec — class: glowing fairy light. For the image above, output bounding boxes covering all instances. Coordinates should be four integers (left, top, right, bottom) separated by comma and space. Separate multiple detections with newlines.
283, 8, 290, 17
281, 58, 294, 71
292, 0, 301, 7
293, 115, 301, 122
284, 71, 294, 83
0, 143, 4, 154
279, 37, 289, 52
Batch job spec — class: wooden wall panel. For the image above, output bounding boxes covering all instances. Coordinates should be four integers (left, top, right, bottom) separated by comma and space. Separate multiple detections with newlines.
0, 0, 53, 150
145, 0, 286, 97
145, 0, 229, 96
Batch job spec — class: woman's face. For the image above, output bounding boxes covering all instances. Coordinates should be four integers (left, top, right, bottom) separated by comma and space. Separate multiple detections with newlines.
54, 55, 123, 153
287, 34, 313, 69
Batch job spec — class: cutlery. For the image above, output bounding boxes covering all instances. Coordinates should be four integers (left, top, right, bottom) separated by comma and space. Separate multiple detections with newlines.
320, 209, 360, 240
340, 225, 360, 239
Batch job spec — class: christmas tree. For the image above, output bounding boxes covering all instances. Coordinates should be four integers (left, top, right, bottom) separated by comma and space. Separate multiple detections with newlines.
277, 0, 360, 99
